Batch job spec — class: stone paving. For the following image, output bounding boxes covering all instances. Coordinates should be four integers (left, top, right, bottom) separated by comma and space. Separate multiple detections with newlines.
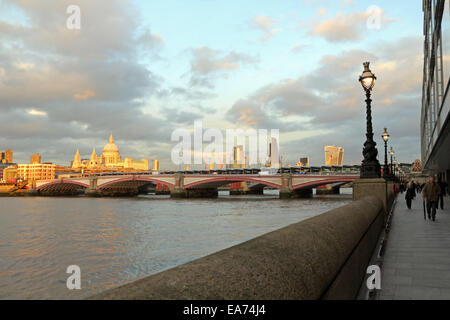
380, 192, 450, 300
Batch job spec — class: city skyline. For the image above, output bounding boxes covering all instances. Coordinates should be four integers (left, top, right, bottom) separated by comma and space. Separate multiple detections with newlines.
0, 0, 422, 167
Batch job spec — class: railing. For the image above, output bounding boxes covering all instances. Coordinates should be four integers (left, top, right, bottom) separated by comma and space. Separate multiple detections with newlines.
76, 166, 362, 178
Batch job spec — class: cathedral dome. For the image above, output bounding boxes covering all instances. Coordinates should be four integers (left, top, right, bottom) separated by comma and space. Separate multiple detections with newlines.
103, 132, 119, 153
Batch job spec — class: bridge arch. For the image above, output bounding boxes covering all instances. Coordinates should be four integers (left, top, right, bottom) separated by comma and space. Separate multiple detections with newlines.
292, 177, 356, 190
36, 180, 89, 193
184, 176, 281, 189
36, 180, 89, 191
97, 176, 175, 190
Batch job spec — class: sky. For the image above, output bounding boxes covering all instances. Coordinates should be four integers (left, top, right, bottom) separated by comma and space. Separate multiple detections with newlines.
0, 0, 424, 168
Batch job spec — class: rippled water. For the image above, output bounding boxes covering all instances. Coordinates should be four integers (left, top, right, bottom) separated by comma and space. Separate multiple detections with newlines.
0, 190, 352, 299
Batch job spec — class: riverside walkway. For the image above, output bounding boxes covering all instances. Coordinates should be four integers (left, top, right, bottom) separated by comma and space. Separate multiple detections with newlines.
380, 193, 450, 299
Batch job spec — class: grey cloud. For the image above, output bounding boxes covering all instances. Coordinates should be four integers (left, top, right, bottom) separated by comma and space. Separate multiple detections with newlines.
225, 36, 422, 163
189, 46, 257, 88
0, 0, 175, 164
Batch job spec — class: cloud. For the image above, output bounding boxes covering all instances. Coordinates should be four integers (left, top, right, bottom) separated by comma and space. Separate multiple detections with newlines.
0, 0, 172, 164
73, 89, 96, 100
188, 46, 257, 88
291, 44, 306, 53
225, 36, 422, 164
250, 14, 281, 42
310, 8, 395, 42
27, 109, 47, 116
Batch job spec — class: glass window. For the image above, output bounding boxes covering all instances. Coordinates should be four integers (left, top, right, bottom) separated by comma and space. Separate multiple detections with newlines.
441, 0, 450, 91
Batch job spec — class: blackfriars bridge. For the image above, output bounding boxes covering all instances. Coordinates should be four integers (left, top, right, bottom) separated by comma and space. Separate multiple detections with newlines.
32, 172, 359, 198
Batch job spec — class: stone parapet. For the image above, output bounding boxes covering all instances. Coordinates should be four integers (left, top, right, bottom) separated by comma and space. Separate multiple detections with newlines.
90, 196, 384, 300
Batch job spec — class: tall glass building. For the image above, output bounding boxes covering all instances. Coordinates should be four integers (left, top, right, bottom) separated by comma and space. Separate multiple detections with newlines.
422, 0, 450, 181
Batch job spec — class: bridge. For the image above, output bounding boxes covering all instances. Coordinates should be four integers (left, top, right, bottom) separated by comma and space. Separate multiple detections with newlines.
32, 171, 359, 198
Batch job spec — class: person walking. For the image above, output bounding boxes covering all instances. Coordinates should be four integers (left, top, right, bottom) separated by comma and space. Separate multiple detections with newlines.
438, 178, 447, 210
405, 180, 416, 210
422, 176, 441, 221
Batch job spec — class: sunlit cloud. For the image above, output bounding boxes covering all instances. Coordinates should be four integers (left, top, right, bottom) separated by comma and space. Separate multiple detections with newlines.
73, 89, 96, 100
27, 109, 47, 116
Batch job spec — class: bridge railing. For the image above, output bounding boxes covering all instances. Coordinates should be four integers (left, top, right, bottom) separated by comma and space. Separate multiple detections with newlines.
78, 165, 361, 177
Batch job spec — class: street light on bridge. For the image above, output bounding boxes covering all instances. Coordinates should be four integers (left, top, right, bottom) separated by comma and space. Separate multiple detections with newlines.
358, 62, 381, 178
381, 128, 390, 180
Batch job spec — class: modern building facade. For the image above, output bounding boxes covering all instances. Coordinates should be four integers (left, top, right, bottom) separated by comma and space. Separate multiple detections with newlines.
268, 138, 280, 168
422, 0, 450, 180
152, 159, 160, 171
0, 149, 13, 164
296, 157, 309, 167
324, 146, 344, 166
2, 165, 18, 182
17, 163, 56, 181
230, 145, 246, 168
30, 153, 41, 164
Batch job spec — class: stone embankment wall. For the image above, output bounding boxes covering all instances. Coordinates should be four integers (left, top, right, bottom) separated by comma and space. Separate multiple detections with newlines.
91, 196, 384, 300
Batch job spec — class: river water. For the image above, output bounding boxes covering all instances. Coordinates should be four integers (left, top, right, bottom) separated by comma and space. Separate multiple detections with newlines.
0, 190, 352, 299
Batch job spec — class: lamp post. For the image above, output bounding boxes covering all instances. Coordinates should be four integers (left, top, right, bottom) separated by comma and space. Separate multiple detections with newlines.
389, 147, 394, 177
358, 62, 381, 178
381, 128, 390, 180
393, 157, 397, 179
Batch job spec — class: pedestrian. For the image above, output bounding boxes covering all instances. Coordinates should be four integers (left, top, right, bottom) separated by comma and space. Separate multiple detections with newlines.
437, 178, 448, 210
422, 176, 441, 221
405, 180, 416, 210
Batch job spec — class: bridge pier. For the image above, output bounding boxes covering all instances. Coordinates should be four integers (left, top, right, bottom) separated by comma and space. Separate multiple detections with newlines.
24, 180, 38, 196
85, 189, 101, 197
25, 189, 39, 196
279, 174, 314, 198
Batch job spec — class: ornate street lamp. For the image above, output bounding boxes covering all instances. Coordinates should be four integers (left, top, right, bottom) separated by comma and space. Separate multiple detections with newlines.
359, 62, 381, 178
381, 128, 390, 179
389, 147, 394, 176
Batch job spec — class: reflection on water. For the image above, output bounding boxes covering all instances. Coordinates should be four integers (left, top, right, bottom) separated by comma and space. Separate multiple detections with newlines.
0, 189, 352, 299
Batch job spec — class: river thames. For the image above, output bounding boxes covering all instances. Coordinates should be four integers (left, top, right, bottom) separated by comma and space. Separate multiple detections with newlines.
0, 190, 352, 299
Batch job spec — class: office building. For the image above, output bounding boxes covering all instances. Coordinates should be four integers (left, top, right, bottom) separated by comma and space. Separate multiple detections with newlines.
30, 153, 42, 164
17, 163, 56, 181
296, 157, 309, 167
325, 146, 344, 166
152, 160, 160, 171
0, 149, 13, 164
422, 1, 450, 180
269, 138, 280, 168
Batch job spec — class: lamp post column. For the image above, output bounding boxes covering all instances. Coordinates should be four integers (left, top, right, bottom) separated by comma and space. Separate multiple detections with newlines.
361, 89, 381, 178
383, 140, 389, 179
359, 62, 381, 179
